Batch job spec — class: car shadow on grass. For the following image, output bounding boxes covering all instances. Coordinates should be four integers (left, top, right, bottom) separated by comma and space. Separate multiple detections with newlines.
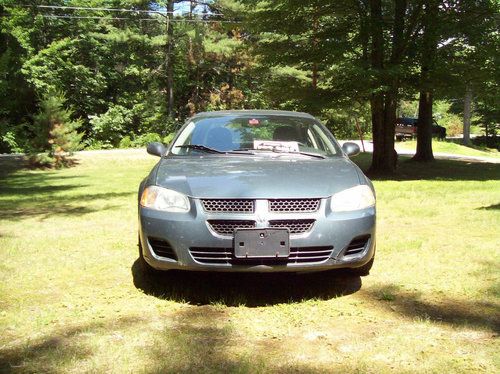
362, 284, 500, 333
131, 259, 362, 307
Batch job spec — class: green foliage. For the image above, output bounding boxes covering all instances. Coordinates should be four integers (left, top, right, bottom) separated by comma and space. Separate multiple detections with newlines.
0, 122, 25, 153
30, 91, 82, 168
163, 133, 175, 144
131, 133, 162, 147
119, 135, 133, 149
0, 0, 498, 157
90, 105, 133, 147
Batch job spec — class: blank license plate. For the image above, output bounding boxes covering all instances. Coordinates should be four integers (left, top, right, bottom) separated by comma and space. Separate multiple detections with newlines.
234, 228, 290, 258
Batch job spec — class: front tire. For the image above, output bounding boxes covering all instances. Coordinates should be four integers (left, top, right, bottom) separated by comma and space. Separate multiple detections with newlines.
138, 236, 158, 275
349, 256, 374, 276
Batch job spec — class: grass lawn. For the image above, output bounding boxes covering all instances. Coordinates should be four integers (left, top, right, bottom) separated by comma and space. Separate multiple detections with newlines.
396, 140, 499, 159
1, 151, 499, 373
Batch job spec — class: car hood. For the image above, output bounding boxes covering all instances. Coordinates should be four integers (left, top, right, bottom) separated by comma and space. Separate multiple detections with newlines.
155, 156, 362, 199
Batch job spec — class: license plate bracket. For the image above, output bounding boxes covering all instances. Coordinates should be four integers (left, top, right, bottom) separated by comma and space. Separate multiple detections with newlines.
234, 228, 290, 258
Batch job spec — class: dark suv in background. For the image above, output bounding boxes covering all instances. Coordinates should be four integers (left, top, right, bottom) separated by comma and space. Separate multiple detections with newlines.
395, 117, 446, 141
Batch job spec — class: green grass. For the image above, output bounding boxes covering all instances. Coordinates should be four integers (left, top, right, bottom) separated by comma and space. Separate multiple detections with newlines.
1, 151, 499, 373
396, 140, 499, 158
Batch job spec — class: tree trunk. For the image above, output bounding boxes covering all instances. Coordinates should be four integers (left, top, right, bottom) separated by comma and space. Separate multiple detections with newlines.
413, 91, 434, 161
368, 0, 406, 174
166, 0, 175, 119
463, 84, 472, 145
413, 0, 437, 162
368, 0, 388, 173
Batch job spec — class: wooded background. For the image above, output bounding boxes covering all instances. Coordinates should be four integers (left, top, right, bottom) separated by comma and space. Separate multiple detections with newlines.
0, 0, 498, 173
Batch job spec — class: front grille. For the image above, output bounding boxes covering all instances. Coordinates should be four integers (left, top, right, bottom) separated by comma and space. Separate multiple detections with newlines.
189, 246, 333, 265
189, 247, 232, 264
289, 246, 334, 263
208, 220, 256, 236
269, 219, 315, 234
201, 199, 254, 213
269, 198, 321, 213
149, 237, 177, 260
344, 235, 370, 256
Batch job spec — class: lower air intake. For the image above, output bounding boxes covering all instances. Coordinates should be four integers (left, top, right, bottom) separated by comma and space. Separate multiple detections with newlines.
149, 238, 177, 260
344, 235, 370, 256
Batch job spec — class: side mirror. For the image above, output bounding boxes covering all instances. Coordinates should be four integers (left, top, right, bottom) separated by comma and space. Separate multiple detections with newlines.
147, 142, 166, 157
342, 142, 360, 157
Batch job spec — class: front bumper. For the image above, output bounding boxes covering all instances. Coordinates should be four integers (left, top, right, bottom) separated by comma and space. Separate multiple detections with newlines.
138, 198, 376, 272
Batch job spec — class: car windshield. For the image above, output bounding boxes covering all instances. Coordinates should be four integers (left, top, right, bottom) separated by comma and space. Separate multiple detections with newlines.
170, 114, 341, 157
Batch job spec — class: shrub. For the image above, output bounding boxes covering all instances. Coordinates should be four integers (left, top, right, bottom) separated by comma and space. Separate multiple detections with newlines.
119, 135, 132, 149
28, 152, 55, 168
163, 133, 175, 145
131, 133, 162, 147
90, 105, 133, 147
0, 126, 24, 153
84, 139, 114, 150
30, 91, 82, 168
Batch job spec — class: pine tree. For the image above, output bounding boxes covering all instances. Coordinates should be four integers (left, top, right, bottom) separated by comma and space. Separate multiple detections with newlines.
30, 91, 82, 168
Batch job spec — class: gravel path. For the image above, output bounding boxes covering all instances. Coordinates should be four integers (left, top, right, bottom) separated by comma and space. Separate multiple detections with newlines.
340, 140, 500, 164
1, 143, 499, 164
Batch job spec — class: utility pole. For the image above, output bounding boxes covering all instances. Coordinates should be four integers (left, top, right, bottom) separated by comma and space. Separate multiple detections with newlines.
463, 84, 472, 145
166, 0, 175, 119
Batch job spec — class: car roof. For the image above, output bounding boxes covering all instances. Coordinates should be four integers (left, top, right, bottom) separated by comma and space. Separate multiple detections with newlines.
396, 117, 418, 125
192, 110, 316, 119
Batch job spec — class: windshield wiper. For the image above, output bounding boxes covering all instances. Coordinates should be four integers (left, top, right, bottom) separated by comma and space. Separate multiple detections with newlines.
293, 151, 326, 159
176, 144, 255, 155
176, 144, 225, 154
240, 147, 326, 159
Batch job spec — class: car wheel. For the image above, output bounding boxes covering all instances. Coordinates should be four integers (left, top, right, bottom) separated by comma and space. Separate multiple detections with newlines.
349, 256, 374, 276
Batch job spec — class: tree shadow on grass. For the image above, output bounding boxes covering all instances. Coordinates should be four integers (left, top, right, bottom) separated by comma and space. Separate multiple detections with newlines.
476, 203, 500, 210
0, 155, 27, 179
353, 153, 500, 181
0, 316, 142, 373
143, 305, 340, 373
0, 191, 131, 221
0, 309, 366, 373
0, 167, 134, 220
362, 283, 500, 333
132, 259, 361, 307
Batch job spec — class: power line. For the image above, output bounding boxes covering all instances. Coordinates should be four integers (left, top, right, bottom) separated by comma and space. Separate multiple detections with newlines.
41, 14, 160, 22
38, 14, 240, 24
14, 4, 224, 17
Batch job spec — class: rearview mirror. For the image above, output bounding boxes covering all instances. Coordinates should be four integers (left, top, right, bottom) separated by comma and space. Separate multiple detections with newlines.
147, 142, 166, 157
342, 142, 360, 157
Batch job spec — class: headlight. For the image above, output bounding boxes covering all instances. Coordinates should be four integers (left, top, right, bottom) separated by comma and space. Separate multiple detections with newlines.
331, 185, 375, 212
140, 186, 190, 212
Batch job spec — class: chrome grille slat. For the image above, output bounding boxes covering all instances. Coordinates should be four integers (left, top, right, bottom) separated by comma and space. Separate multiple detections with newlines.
290, 250, 332, 255
202, 199, 254, 213
188, 246, 333, 265
190, 250, 232, 255
269, 198, 320, 213
194, 256, 233, 260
